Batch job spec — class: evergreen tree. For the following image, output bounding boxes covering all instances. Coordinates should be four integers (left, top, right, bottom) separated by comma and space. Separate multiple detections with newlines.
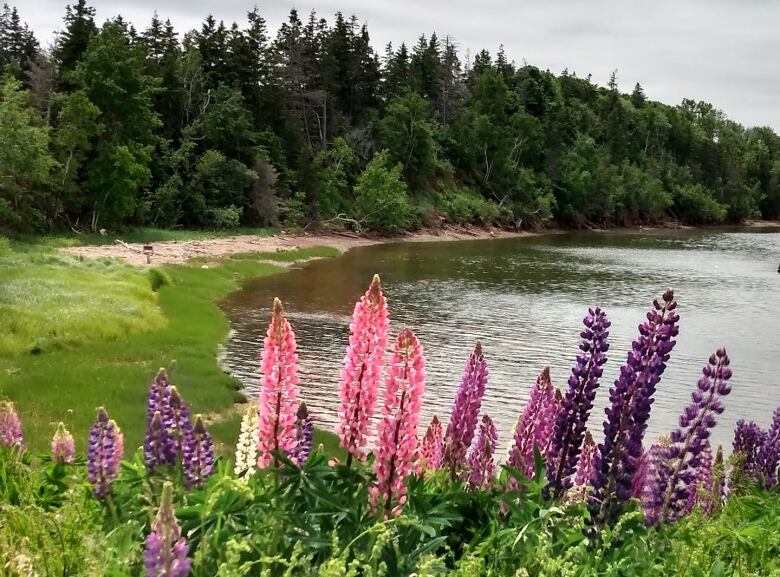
54, 0, 97, 74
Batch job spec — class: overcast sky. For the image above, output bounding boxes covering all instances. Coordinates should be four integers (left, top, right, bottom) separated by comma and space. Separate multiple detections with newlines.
20, 0, 780, 130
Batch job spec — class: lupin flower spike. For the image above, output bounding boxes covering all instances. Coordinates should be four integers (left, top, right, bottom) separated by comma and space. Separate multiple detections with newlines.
87, 407, 121, 498
709, 445, 726, 515
234, 405, 259, 480
467, 415, 498, 490
288, 402, 313, 467
420, 415, 444, 470
546, 308, 610, 498
148, 368, 172, 424
0, 400, 23, 448
165, 387, 193, 461
507, 367, 556, 482
589, 288, 679, 531
645, 348, 732, 525
51, 422, 75, 464
566, 431, 598, 503
183, 415, 215, 489
732, 419, 766, 486
144, 482, 191, 577
684, 443, 713, 515
443, 342, 489, 477
370, 328, 426, 518
759, 407, 780, 488
337, 274, 390, 465
257, 298, 301, 469
145, 411, 171, 473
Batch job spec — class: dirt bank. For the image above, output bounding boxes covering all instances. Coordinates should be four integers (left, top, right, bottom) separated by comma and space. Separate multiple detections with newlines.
61, 226, 535, 266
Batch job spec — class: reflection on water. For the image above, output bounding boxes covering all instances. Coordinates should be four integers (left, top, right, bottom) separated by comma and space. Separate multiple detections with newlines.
220, 229, 780, 452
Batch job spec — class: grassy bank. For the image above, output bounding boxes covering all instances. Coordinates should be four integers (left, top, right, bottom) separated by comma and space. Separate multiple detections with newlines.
0, 237, 340, 454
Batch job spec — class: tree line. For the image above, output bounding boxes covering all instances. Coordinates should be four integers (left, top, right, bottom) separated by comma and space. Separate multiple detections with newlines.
2, 0, 780, 234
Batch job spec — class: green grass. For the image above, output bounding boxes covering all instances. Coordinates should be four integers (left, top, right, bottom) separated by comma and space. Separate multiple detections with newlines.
0, 238, 167, 356
0, 237, 339, 454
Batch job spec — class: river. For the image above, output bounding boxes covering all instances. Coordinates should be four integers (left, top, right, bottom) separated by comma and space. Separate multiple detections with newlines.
220, 229, 780, 453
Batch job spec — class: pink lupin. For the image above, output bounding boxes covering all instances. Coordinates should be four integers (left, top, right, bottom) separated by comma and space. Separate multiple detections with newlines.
507, 367, 557, 481
0, 400, 23, 448
51, 422, 75, 464
420, 415, 444, 470
369, 328, 426, 518
337, 275, 389, 465
257, 298, 301, 469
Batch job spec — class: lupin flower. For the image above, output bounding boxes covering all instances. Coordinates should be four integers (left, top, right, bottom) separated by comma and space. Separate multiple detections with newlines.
165, 387, 193, 460
684, 443, 713, 515
144, 482, 191, 577
566, 431, 598, 503
370, 328, 426, 518
234, 405, 259, 480
51, 422, 75, 464
148, 368, 172, 424
709, 445, 726, 515
645, 348, 732, 525
630, 445, 653, 499
443, 343, 489, 476
507, 367, 557, 482
87, 407, 121, 498
145, 411, 171, 473
183, 415, 214, 489
420, 416, 444, 470
731, 419, 766, 489
467, 415, 498, 490
114, 424, 125, 465
337, 275, 390, 465
287, 402, 313, 467
0, 400, 23, 448
589, 289, 679, 530
546, 308, 610, 498
257, 298, 301, 469
759, 407, 780, 488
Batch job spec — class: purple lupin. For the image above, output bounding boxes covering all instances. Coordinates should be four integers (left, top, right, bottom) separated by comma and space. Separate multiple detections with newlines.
588, 289, 679, 531
144, 482, 191, 577
644, 348, 732, 525
443, 343, 488, 477
87, 407, 121, 498
183, 415, 214, 489
546, 307, 610, 498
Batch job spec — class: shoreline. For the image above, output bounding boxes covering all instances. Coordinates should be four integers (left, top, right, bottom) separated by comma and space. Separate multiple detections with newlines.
60, 220, 780, 267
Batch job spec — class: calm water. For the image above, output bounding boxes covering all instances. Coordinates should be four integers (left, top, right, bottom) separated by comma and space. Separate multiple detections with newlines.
220, 229, 780, 453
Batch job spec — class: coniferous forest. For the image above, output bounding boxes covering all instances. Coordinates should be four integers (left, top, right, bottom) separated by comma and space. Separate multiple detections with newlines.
3, 0, 780, 234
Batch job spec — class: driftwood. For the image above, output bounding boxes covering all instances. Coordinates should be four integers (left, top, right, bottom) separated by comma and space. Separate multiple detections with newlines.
114, 239, 143, 253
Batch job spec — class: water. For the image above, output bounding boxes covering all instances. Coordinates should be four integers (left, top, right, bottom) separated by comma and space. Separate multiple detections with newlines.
220, 229, 780, 453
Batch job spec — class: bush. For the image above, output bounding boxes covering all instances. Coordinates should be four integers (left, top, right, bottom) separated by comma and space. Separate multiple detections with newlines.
354, 150, 413, 233
443, 187, 500, 225
208, 205, 243, 229
673, 184, 728, 224
147, 268, 172, 292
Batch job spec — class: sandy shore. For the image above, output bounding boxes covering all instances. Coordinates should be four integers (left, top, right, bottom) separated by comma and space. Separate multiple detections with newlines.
62, 226, 534, 266
60, 220, 780, 266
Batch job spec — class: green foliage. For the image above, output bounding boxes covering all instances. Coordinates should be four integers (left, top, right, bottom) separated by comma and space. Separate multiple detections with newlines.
354, 151, 413, 233
442, 187, 500, 225
0, 78, 57, 230
5, 3, 780, 233
379, 92, 439, 190
4, 441, 780, 576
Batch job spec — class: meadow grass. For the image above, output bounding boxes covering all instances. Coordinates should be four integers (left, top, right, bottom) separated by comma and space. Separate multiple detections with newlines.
0, 237, 341, 454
